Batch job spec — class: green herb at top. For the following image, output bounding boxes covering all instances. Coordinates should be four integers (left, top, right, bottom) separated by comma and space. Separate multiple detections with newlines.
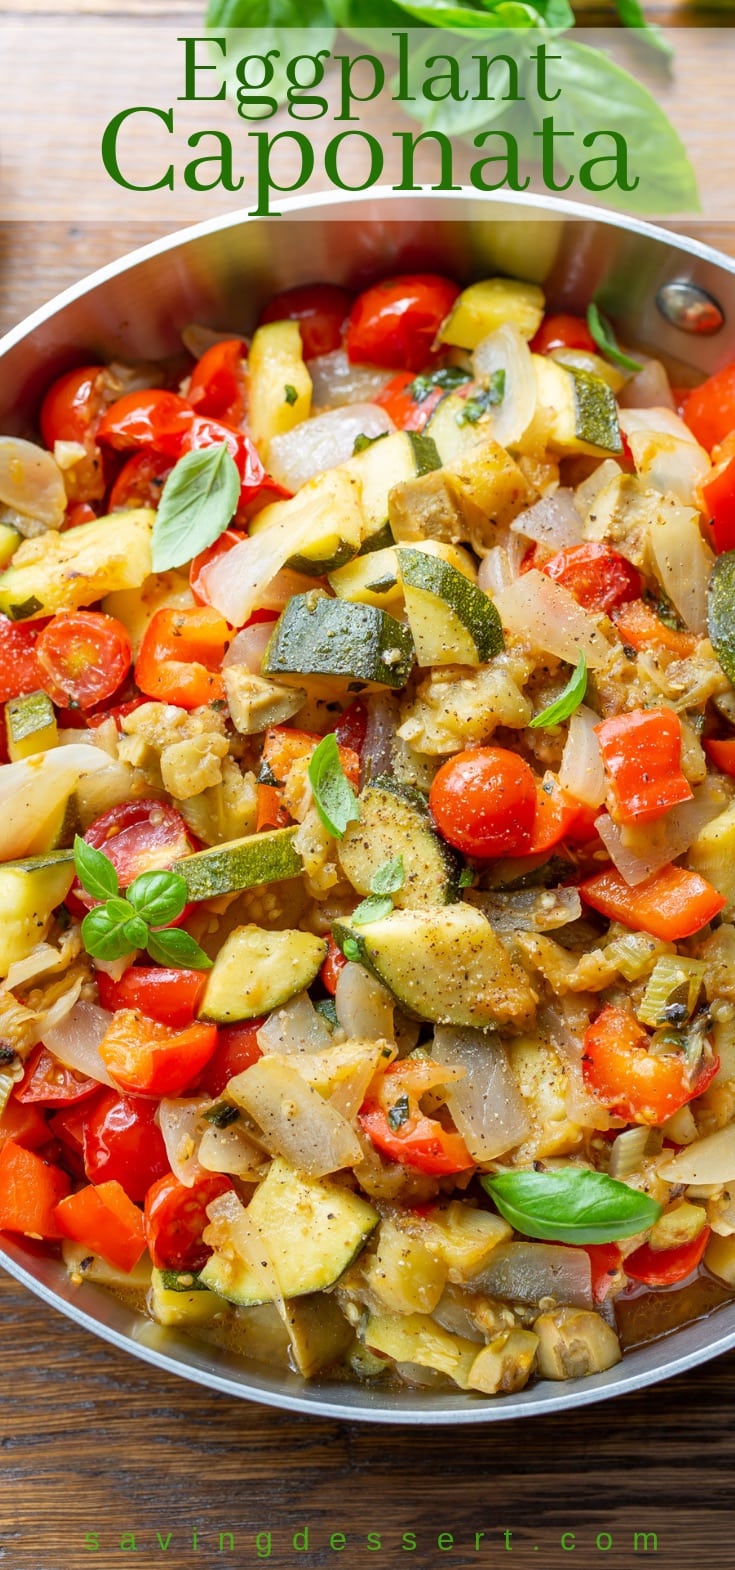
307, 732, 360, 839
529, 652, 587, 729
370, 856, 405, 896
387, 1093, 410, 1131
586, 303, 642, 375
284, 384, 298, 406
407, 365, 472, 403
456, 370, 506, 427
151, 442, 241, 574
74, 836, 212, 969
482, 1166, 662, 1245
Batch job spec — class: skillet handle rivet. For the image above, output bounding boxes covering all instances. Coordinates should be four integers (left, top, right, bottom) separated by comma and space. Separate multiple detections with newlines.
656, 281, 724, 335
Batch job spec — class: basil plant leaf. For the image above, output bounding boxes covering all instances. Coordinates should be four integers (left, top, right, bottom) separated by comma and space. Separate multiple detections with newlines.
340, 936, 363, 964
612, 0, 673, 59
370, 856, 405, 896
482, 1167, 662, 1244
122, 917, 150, 949
145, 926, 213, 970
586, 303, 643, 374
127, 870, 188, 927
81, 906, 136, 963
151, 443, 241, 573
307, 732, 360, 838
352, 895, 394, 927
530, 652, 587, 729
73, 835, 119, 902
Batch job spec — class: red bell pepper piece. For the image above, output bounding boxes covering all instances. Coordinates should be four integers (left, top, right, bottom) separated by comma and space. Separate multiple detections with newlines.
624, 1228, 711, 1287
682, 364, 735, 451
540, 542, 641, 614
583, 1242, 623, 1303
701, 436, 735, 553
321, 936, 348, 996
135, 606, 230, 709
612, 599, 698, 659
54, 1180, 147, 1273
0, 1098, 48, 1151
580, 863, 725, 943
704, 737, 735, 777
582, 1005, 719, 1126
0, 1142, 71, 1238
595, 708, 692, 825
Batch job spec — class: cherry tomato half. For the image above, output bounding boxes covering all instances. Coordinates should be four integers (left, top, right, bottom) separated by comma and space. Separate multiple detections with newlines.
83, 1091, 169, 1202
259, 284, 353, 361
180, 415, 277, 514
76, 800, 194, 906
196, 1021, 264, 1098
15, 1045, 100, 1108
39, 364, 110, 503
99, 1013, 218, 1100
96, 966, 208, 1030
429, 747, 537, 858
187, 338, 247, 427
108, 450, 172, 512
144, 1171, 232, 1272
35, 611, 132, 711
582, 1005, 719, 1126
346, 275, 460, 373
530, 314, 597, 355
540, 542, 641, 614
97, 390, 194, 458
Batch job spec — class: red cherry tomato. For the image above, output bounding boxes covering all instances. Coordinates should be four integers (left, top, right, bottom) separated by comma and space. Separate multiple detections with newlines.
259, 284, 353, 361
64, 502, 98, 528
35, 611, 132, 711
180, 415, 278, 514
144, 1171, 232, 1272
96, 390, 194, 457
358, 1103, 473, 1176
0, 1097, 49, 1151
530, 314, 597, 355
682, 363, 735, 451
96, 967, 208, 1030
83, 1091, 169, 1202
346, 275, 460, 372
187, 338, 247, 427
189, 529, 245, 606
108, 450, 172, 511
624, 1229, 711, 1288
15, 1045, 100, 1108
76, 800, 194, 907
197, 1021, 264, 1098
429, 747, 537, 858
0, 617, 48, 703
99, 1013, 218, 1100
39, 364, 110, 502
540, 542, 641, 613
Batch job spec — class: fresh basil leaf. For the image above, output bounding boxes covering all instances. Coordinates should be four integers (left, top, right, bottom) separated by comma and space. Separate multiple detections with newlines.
352, 894, 394, 926
386, 0, 538, 29
127, 869, 188, 926
122, 916, 149, 949
308, 733, 360, 838
387, 1092, 410, 1131
105, 897, 135, 922
81, 906, 135, 963
204, 1102, 240, 1128
482, 1167, 662, 1244
408, 366, 472, 402
530, 652, 587, 729
151, 443, 240, 573
456, 371, 505, 427
459, 866, 474, 889
145, 926, 213, 970
612, 0, 673, 58
370, 856, 405, 896
73, 835, 119, 902
284, 384, 298, 406
340, 936, 363, 964
586, 303, 642, 374
315, 997, 339, 1029
207, 0, 332, 22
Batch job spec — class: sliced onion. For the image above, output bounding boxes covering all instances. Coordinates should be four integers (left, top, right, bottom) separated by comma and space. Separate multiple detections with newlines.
204, 1189, 285, 1313
76, 759, 139, 831
221, 568, 323, 639
620, 411, 710, 508
257, 991, 333, 1056
510, 489, 583, 557
4, 938, 75, 992
432, 1026, 530, 1161
0, 437, 66, 530
472, 324, 536, 448
471, 1241, 593, 1309
477, 538, 525, 595
575, 458, 622, 517
306, 350, 388, 408
361, 692, 399, 785
0, 745, 117, 861
222, 621, 273, 676
267, 404, 394, 492
544, 999, 612, 1129
158, 1096, 210, 1186
619, 360, 675, 411
334, 962, 394, 1042
42, 1000, 115, 1087
198, 1121, 265, 1179
595, 779, 727, 887
228, 1054, 362, 1176
494, 570, 611, 669
559, 705, 606, 809
621, 407, 700, 445
649, 507, 714, 638
658, 1125, 735, 1186
608, 1125, 652, 1180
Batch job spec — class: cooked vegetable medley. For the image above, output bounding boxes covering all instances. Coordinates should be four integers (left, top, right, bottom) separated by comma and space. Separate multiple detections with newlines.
5, 272, 735, 1399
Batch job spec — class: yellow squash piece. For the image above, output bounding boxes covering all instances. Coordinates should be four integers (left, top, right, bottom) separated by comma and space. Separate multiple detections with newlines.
247, 320, 312, 455
0, 508, 154, 620
438, 278, 545, 349
0, 857, 75, 975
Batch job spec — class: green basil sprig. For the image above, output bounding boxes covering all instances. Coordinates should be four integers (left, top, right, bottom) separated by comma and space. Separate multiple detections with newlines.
352, 855, 405, 926
307, 733, 360, 838
151, 442, 241, 573
74, 837, 212, 969
586, 303, 643, 375
482, 1166, 662, 1244
530, 651, 587, 729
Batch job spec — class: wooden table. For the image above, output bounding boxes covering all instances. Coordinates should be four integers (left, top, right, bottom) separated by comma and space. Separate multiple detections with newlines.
2, 4, 735, 1563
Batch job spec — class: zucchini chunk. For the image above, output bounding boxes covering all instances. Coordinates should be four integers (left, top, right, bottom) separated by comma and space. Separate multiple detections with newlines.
389, 440, 533, 554
5, 690, 58, 761
337, 776, 460, 908
425, 392, 491, 467
0, 509, 154, 620
199, 924, 327, 1021
333, 904, 536, 1029
247, 320, 312, 454
173, 827, 302, 901
531, 356, 622, 457
397, 547, 504, 667
0, 856, 76, 976
708, 550, 735, 686
199, 1158, 378, 1306
328, 545, 404, 610
150, 1269, 224, 1328
263, 593, 415, 689
346, 429, 441, 552
248, 467, 363, 575
438, 278, 545, 350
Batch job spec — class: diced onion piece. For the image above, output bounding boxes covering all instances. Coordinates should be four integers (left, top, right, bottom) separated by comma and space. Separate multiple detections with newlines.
477, 539, 525, 595
575, 459, 622, 518
334, 962, 394, 1043
544, 999, 613, 1130
620, 410, 710, 508
595, 779, 727, 887
197, 1122, 265, 1179
433, 1025, 530, 1161
0, 745, 117, 861
494, 569, 611, 669
618, 360, 675, 411
221, 622, 273, 676
75, 758, 139, 831
257, 992, 333, 1056
267, 404, 394, 492
648, 507, 714, 638
0, 436, 66, 530
43, 1000, 116, 1088
510, 489, 583, 556
608, 1125, 652, 1180
157, 1096, 210, 1187
228, 1054, 362, 1176
307, 350, 389, 409
473, 324, 536, 448
471, 1241, 593, 1310
658, 1125, 735, 1186
4, 937, 75, 992
559, 704, 606, 809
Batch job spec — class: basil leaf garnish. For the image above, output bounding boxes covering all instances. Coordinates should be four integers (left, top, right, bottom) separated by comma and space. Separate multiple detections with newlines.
151, 442, 241, 573
74, 835, 119, 902
81, 906, 136, 963
482, 1167, 662, 1244
586, 303, 643, 374
307, 732, 360, 838
127, 869, 188, 927
352, 894, 393, 926
145, 927, 213, 970
371, 856, 405, 896
529, 652, 587, 729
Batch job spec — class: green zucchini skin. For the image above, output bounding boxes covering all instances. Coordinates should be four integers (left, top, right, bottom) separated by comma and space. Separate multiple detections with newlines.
173, 827, 302, 902
709, 551, 735, 685
397, 547, 504, 666
569, 367, 623, 453
263, 594, 415, 689
338, 775, 461, 908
